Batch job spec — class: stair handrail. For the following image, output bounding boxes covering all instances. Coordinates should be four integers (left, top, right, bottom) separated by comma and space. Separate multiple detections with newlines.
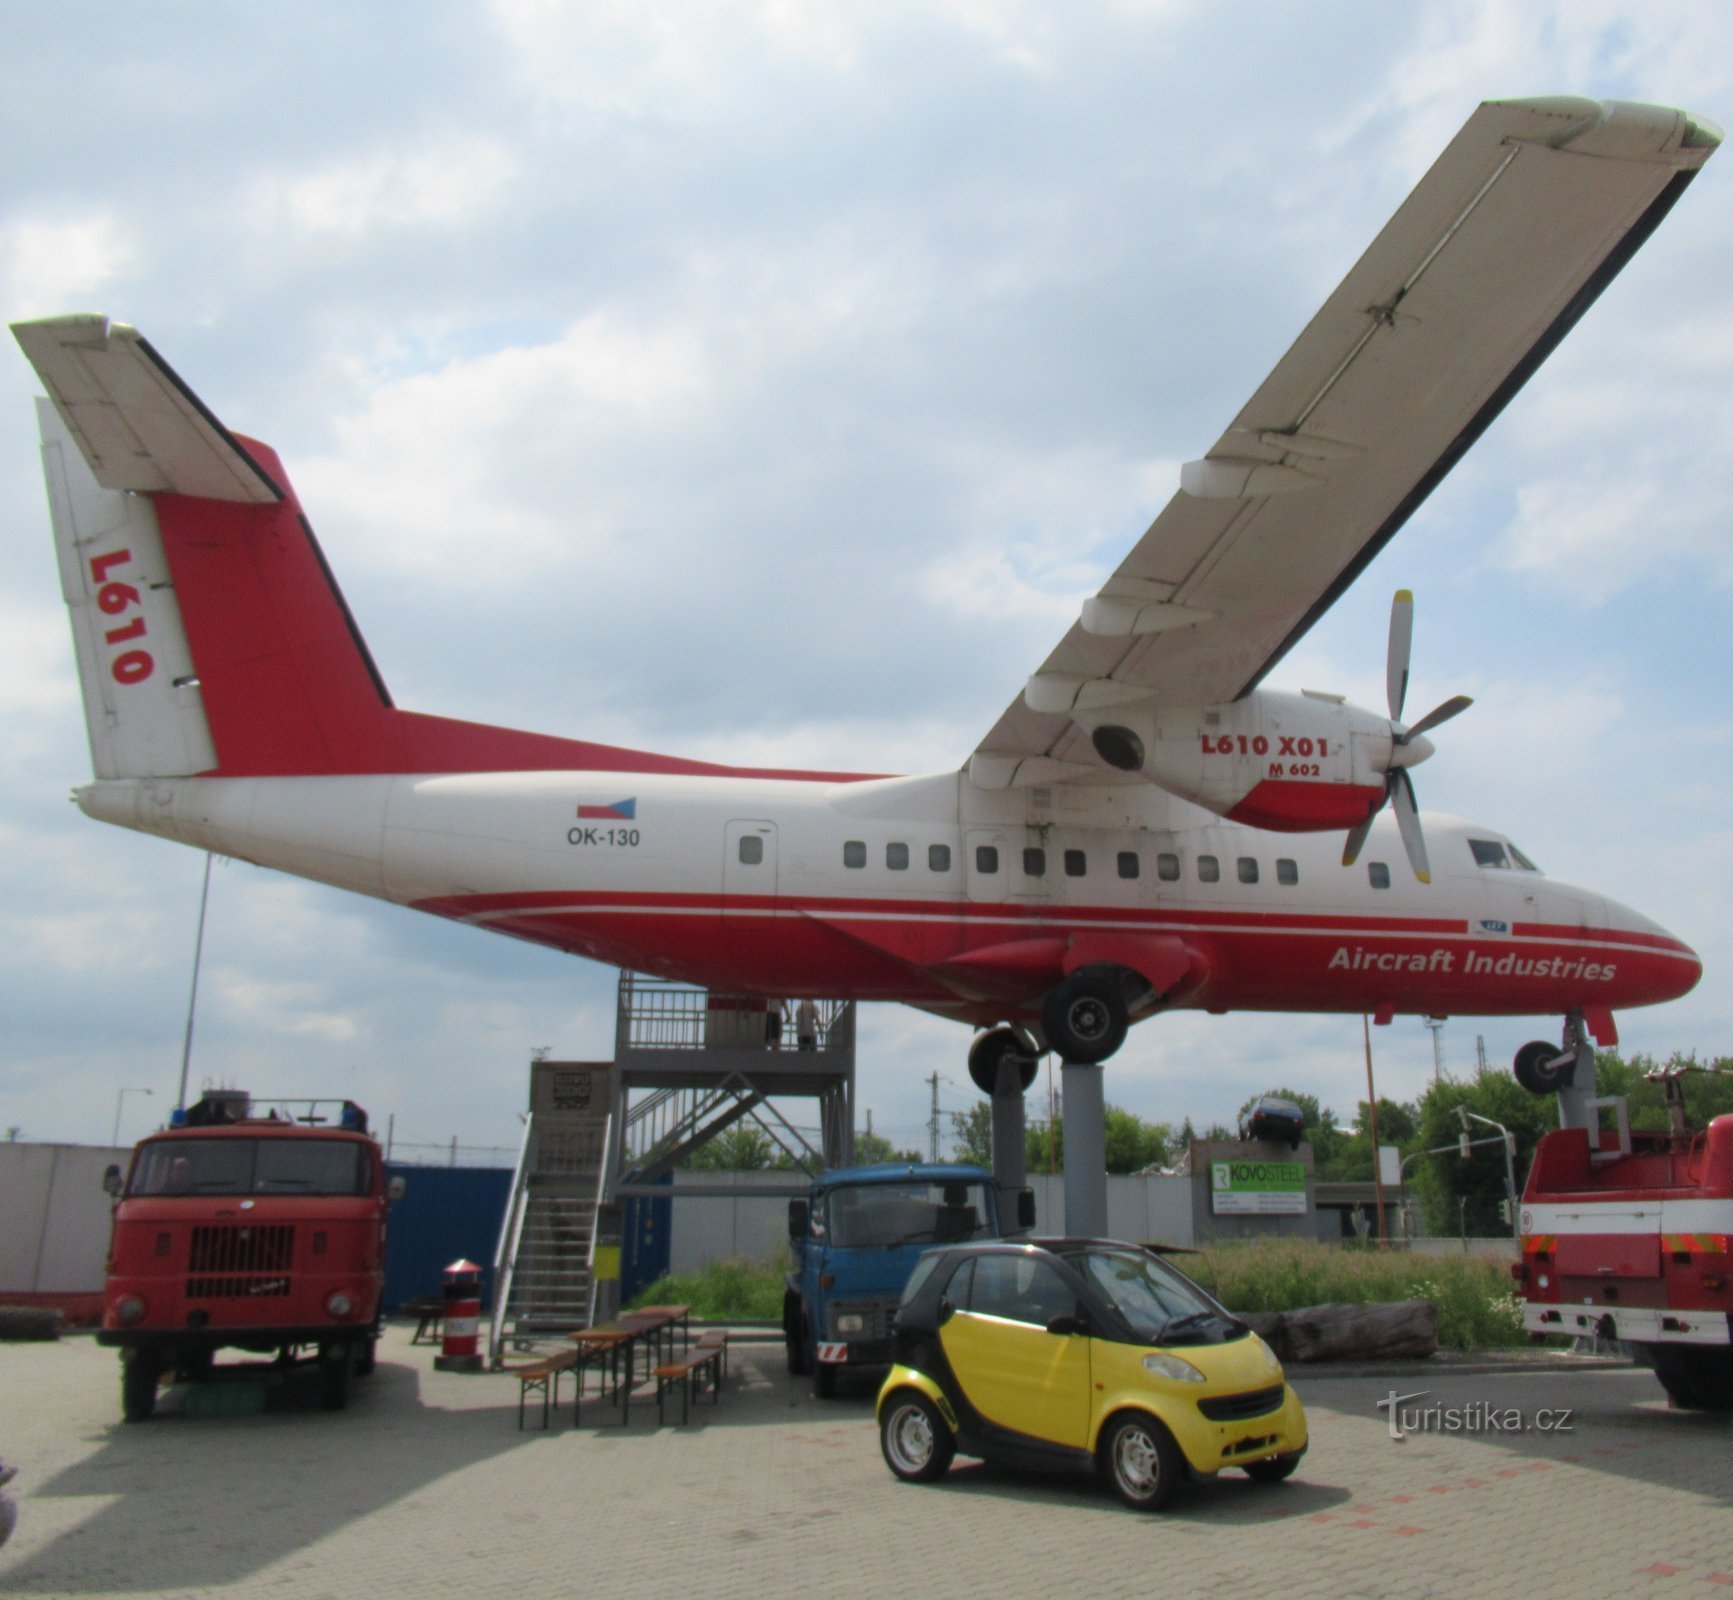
487, 1112, 536, 1368
585, 1109, 613, 1326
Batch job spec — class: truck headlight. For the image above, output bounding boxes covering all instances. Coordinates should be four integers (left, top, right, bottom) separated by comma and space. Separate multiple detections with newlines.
1142, 1352, 1206, 1383
836, 1314, 864, 1334
116, 1295, 147, 1325
325, 1291, 355, 1318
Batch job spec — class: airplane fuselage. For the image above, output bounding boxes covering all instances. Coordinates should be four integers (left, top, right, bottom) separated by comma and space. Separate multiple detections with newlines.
79, 768, 1699, 1029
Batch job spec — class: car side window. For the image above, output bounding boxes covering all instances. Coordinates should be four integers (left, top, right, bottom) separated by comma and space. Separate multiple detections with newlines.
966, 1253, 1075, 1327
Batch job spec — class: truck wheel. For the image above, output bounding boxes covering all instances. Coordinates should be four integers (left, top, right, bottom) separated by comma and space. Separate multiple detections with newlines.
812, 1340, 837, 1399
355, 1336, 378, 1378
1651, 1347, 1733, 1411
121, 1353, 161, 1423
784, 1296, 811, 1376
880, 1391, 955, 1483
319, 1343, 354, 1411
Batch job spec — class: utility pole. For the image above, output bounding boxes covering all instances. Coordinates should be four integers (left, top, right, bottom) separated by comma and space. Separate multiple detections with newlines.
927, 1072, 941, 1162
1476, 1034, 1489, 1074
1424, 1016, 1445, 1084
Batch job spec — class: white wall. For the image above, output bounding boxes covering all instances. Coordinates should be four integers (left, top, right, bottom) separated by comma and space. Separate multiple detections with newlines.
0, 1143, 126, 1293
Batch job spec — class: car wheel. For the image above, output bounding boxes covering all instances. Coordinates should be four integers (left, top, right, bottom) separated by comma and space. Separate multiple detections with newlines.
121, 1353, 161, 1423
880, 1391, 955, 1484
1100, 1412, 1183, 1510
1244, 1450, 1303, 1484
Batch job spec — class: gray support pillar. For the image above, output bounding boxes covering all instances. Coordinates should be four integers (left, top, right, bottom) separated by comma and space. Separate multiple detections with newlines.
990, 1059, 1028, 1233
1061, 1060, 1107, 1238
1555, 1012, 1600, 1133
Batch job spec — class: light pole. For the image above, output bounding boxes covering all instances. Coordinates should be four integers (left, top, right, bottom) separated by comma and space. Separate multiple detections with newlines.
112, 1087, 153, 1147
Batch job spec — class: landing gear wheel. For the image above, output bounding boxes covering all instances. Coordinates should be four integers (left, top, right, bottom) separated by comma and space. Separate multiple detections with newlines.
1513, 1039, 1574, 1095
880, 1391, 956, 1483
1243, 1450, 1303, 1484
967, 1028, 1039, 1095
319, 1343, 354, 1411
1100, 1412, 1184, 1510
1042, 972, 1129, 1065
121, 1353, 161, 1423
784, 1296, 811, 1376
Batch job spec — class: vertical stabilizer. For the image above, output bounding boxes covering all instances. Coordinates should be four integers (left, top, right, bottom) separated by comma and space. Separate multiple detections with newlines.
38, 398, 218, 779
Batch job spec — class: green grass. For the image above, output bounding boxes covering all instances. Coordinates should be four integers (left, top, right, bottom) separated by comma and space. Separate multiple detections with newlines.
627, 1255, 786, 1322
628, 1242, 1529, 1349
1188, 1239, 1527, 1352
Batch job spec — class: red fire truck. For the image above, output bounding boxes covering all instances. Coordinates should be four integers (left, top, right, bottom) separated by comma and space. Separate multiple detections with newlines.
1514, 1067, 1732, 1411
100, 1090, 401, 1421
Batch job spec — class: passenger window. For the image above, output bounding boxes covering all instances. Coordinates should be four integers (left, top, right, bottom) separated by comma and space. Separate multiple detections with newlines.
1064, 849, 1086, 878
975, 845, 999, 874
1023, 848, 1046, 878
967, 1253, 1075, 1327
1368, 862, 1391, 889
1470, 839, 1511, 869
887, 842, 909, 871
1276, 858, 1298, 886
1157, 853, 1179, 882
929, 844, 951, 873
738, 835, 763, 865
1198, 855, 1220, 884
1237, 857, 1258, 884
843, 841, 866, 869
1117, 851, 1139, 880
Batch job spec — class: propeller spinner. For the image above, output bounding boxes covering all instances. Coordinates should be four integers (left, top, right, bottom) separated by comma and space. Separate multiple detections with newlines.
1342, 590, 1472, 883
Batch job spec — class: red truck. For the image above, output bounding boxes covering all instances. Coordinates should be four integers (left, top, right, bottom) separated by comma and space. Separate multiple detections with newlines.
1514, 1069, 1732, 1411
100, 1091, 401, 1421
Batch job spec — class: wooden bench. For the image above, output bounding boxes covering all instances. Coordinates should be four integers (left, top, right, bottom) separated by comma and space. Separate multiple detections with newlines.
511, 1349, 579, 1430
403, 1297, 445, 1345
694, 1328, 729, 1379
653, 1339, 725, 1426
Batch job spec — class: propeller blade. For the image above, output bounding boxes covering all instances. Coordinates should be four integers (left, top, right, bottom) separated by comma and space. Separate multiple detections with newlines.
1341, 787, 1385, 868
1401, 693, 1473, 744
1386, 589, 1414, 722
1391, 767, 1431, 883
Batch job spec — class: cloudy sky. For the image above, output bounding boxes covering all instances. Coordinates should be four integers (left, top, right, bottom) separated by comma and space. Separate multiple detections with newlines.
3, 1, 1730, 1162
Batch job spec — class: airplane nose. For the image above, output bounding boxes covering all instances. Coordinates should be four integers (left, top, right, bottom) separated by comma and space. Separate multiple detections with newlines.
1601, 894, 1702, 1006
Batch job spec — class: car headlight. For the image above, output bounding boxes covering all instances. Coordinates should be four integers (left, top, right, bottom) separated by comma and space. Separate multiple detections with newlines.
835, 1314, 864, 1334
1142, 1352, 1207, 1383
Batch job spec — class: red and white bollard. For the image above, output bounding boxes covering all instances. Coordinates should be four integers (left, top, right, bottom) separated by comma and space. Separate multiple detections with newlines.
433, 1258, 484, 1372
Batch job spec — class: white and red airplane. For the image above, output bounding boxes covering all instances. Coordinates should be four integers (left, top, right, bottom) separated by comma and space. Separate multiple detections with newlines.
13, 95, 1712, 1103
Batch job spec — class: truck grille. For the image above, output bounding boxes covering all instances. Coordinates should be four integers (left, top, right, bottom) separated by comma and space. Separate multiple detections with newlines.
1197, 1384, 1284, 1423
186, 1224, 296, 1299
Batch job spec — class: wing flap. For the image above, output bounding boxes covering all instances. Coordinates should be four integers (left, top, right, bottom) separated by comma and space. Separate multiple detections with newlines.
971, 96, 1718, 786
12, 315, 282, 504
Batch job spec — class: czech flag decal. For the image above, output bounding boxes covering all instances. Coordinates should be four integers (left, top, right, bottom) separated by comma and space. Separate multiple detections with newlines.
577, 798, 637, 820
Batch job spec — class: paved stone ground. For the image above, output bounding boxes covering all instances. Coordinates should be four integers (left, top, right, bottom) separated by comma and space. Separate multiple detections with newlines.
1, 1326, 1729, 1598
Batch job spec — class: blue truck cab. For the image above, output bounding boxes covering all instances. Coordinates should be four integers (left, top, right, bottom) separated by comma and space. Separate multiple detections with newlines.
784, 1162, 1032, 1396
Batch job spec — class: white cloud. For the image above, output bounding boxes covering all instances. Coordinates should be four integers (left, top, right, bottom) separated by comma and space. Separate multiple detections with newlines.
1, 213, 135, 318
247, 141, 517, 237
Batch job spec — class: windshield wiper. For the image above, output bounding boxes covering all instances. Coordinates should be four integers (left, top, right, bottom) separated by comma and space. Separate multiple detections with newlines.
1156, 1309, 1221, 1342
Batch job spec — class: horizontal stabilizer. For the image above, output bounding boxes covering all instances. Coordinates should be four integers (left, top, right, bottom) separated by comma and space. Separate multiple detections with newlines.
12, 315, 282, 504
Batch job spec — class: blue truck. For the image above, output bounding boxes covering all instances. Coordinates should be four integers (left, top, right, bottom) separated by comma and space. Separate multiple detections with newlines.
784, 1162, 1033, 1396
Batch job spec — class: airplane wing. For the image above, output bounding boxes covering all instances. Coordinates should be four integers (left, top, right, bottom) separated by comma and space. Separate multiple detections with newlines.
12, 315, 283, 504
969, 96, 1719, 790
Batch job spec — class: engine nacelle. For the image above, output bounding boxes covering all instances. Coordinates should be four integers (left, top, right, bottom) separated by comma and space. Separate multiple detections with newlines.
1072, 689, 1397, 832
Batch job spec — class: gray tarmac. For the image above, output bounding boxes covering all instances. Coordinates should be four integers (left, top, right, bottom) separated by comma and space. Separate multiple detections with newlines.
1, 1324, 1729, 1599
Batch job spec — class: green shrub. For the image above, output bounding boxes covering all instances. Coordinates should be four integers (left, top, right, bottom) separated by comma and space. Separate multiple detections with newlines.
627, 1255, 785, 1321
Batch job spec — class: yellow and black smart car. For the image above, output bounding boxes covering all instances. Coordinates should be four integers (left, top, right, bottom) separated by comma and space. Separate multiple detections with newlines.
876, 1238, 1307, 1510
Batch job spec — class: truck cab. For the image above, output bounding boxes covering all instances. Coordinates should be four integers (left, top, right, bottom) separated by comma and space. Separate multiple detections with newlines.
783, 1162, 1031, 1396
99, 1091, 399, 1420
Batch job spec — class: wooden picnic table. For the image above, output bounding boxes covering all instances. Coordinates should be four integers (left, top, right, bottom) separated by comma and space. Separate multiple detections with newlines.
565, 1305, 689, 1424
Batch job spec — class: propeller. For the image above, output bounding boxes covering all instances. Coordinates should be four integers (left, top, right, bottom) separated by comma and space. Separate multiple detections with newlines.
1342, 590, 1472, 883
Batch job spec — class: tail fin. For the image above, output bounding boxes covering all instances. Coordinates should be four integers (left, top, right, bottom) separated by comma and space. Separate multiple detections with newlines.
17, 315, 862, 784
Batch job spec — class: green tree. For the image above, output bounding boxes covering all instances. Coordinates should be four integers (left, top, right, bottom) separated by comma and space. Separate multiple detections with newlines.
684, 1123, 778, 1171
852, 1130, 922, 1165
949, 1103, 992, 1166
1408, 1069, 1554, 1236
1317, 1096, 1420, 1182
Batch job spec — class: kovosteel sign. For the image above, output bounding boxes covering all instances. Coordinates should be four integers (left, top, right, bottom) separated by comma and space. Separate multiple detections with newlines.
1211, 1157, 1308, 1215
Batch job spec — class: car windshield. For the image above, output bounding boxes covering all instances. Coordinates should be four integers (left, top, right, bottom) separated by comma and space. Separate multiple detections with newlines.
128, 1138, 371, 1197
822, 1180, 992, 1248
1070, 1248, 1235, 1344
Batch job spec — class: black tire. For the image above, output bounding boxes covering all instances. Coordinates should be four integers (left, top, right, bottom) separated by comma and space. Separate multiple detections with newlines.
967, 1028, 1039, 1095
355, 1336, 378, 1378
1041, 972, 1129, 1065
1513, 1039, 1574, 1095
1650, 1347, 1733, 1412
319, 1343, 354, 1411
1100, 1412, 1184, 1511
1244, 1450, 1303, 1484
121, 1353, 160, 1423
785, 1297, 811, 1375
879, 1390, 956, 1483
812, 1343, 837, 1399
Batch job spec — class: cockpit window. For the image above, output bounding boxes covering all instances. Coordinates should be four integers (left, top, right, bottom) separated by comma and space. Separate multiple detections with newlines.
1469, 839, 1510, 869
1509, 843, 1541, 872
